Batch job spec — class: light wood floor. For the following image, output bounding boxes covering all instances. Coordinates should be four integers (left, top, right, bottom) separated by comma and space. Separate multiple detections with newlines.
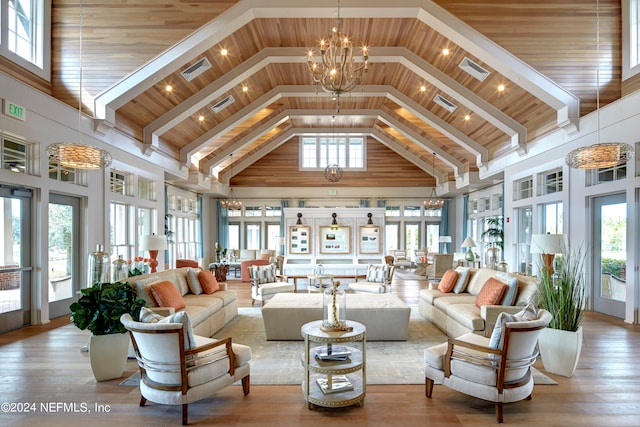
1, 275, 639, 426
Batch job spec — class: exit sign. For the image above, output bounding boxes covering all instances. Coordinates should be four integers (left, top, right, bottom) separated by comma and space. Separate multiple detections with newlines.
3, 100, 26, 121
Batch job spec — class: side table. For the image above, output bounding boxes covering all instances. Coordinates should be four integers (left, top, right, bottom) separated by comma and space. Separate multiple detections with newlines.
301, 320, 366, 409
208, 263, 229, 281
307, 274, 334, 293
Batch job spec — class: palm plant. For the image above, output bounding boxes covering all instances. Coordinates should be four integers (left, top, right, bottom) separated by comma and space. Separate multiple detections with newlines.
537, 246, 586, 332
481, 217, 504, 251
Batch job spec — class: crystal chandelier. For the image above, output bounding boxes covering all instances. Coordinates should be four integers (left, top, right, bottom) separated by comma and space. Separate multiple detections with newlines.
46, 0, 112, 170
306, 0, 369, 112
220, 154, 242, 210
424, 152, 445, 210
566, 0, 634, 169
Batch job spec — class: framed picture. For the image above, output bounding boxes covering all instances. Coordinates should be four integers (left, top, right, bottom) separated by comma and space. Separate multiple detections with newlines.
359, 226, 380, 254
319, 226, 350, 254
289, 225, 310, 254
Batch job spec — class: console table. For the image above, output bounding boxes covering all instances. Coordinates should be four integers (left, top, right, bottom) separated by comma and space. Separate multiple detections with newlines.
301, 320, 366, 409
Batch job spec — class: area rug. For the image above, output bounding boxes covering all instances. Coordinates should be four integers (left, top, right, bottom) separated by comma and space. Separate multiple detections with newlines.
120, 307, 556, 386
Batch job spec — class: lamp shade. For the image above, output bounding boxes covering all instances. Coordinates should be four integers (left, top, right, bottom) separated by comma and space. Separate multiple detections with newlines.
461, 237, 476, 248
139, 234, 167, 251
439, 236, 452, 243
530, 234, 564, 254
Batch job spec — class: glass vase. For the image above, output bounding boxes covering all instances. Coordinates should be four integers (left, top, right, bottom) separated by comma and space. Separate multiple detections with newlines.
112, 255, 129, 281
88, 244, 110, 287
314, 263, 325, 276
322, 283, 346, 330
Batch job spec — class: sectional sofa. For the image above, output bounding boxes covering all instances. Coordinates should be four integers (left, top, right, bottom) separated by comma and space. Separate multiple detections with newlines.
121, 267, 237, 337
418, 267, 540, 338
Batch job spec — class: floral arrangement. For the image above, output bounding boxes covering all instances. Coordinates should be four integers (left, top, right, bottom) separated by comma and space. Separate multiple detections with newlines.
128, 257, 150, 277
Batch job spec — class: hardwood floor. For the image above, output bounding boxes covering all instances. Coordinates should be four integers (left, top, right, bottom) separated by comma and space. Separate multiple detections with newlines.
1, 275, 639, 426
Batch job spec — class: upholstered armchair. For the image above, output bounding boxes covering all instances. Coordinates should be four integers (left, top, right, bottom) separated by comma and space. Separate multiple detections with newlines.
248, 264, 295, 305
425, 253, 454, 281
120, 312, 251, 425
349, 264, 396, 293
424, 307, 552, 423
393, 250, 412, 269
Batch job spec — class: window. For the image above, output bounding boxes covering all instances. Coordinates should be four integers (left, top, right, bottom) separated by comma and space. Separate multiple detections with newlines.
300, 136, 365, 169
110, 170, 132, 195
137, 208, 155, 242
265, 206, 281, 217
585, 163, 627, 186
540, 169, 563, 195
403, 206, 421, 217
266, 223, 281, 253
2, 0, 48, 76
385, 206, 400, 217
1, 138, 27, 174
245, 223, 261, 249
542, 202, 563, 234
405, 223, 420, 257
385, 223, 399, 251
227, 208, 241, 217
138, 178, 156, 201
244, 206, 262, 217
515, 206, 533, 274
228, 223, 240, 250
514, 177, 533, 200
110, 202, 131, 260
425, 223, 440, 253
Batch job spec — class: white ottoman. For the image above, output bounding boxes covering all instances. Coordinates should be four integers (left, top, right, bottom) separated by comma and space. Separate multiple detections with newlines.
261, 293, 411, 341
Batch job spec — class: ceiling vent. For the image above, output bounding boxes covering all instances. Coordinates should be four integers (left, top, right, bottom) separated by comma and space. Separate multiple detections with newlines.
181, 57, 212, 82
433, 94, 458, 113
211, 95, 235, 113
459, 57, 490, 81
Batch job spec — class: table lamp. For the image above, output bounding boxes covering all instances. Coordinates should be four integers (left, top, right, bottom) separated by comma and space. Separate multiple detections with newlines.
530, 233, 564, 276
439, 236, 452, 253
461, 237, 477, 262
140, 233, 168, 273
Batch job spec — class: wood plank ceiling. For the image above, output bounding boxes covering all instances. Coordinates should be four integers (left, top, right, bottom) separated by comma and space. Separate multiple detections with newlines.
49, 0, 622, 193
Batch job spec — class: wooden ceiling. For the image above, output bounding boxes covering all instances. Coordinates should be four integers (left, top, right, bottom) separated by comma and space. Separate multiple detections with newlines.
45, 0, 623, 194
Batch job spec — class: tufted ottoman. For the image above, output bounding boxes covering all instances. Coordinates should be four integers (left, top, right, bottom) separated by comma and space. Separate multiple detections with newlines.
261, 293, 411, 341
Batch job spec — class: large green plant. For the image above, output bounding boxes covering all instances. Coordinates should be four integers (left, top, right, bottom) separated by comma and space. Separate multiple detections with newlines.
481, 217, 504, 251
70, 281, 146, 335
537, 246, 586, 332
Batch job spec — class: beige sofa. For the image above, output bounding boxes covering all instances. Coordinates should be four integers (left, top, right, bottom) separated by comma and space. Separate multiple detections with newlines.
121, 267, 238, 337
418, 268, 540, 338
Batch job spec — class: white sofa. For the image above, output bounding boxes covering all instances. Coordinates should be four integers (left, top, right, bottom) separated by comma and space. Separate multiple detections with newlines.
418, 268, 540, 338
121, 267, 238, 337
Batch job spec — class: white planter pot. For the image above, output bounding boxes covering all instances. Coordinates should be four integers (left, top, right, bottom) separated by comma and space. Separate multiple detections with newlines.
538, 326, 583, 377
89, 333, 129, 381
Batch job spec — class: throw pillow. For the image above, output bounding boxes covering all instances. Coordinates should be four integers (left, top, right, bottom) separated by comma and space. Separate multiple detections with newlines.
475, 278, 507, 308
366, 265, 385, 283
198, 270, 221, 294
186, 268, 202, 295
453, 267, 471, 294
138, 306, 164, 323
150, 281, 186, 310
133, 275, 160, 307
497, 273, 519, 306
437, 270, 459, 293
158, 311, 196, 350
489, 311, 519, 350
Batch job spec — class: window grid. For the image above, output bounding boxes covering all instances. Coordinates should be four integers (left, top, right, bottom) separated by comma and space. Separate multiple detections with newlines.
514, 177, 533, 200
7, 0, 44, 67
301, 136, 365, 169
632, 0, 640, 67
1, 138, 27, 173
587, 164, 628, 186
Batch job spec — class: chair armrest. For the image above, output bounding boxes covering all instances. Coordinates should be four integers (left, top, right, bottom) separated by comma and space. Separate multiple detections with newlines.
354, 274, 366, 282
276, 274, 288, 282
149, 307, 175, 316
444, 337, 502, 377
185, 336, 235, 376
481, 305, 525, 336
219, 282, 228, 291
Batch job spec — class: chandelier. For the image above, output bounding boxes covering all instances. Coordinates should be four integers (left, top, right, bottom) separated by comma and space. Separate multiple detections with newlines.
324, 164, 343, 182
306, 0, 369, 112
566, 0, 634, 169
220, 154, 242, 210
46, 0, 112, 170
424, 152, 445, 210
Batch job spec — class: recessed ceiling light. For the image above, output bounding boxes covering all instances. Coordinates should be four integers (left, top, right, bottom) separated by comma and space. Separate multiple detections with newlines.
165, 84, 173, 92
420, 85, 427, 92
442, 48, 450, 56
242, 85, 249, 93
198, 115, 205, 122
464, 114, 471, 121
497, 84, 505, 92
221, 48, 228, 56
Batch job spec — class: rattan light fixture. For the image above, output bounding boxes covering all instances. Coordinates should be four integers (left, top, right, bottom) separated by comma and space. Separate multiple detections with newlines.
565, 0, 634, 169
46, 0, 112, 170
423, 152, 445, 210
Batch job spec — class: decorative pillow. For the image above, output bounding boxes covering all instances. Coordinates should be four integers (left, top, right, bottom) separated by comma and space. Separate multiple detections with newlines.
138, 306, 164, 323
437, 270, 459, 293
250, 265, 276, 284
134, 275, 160, 307
259, 253, 272, 260
453, 267, 471, 294
497, 273, 519, 306
198, 270, 220, 294
158, 311, 196, 350
489, 303, 539, 350
186, 268, 202, 295
366, 264, 389, 283
150, 281, 186, 310
475, 278, 507, 308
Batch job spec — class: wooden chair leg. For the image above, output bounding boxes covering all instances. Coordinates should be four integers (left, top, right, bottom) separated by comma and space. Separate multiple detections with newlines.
139, 396, 147, 407
496, 402, 503, 424
425, 377, 434, 398
182, 403, 188, 426
526, 393, 532, 400
242, 375, 251, 395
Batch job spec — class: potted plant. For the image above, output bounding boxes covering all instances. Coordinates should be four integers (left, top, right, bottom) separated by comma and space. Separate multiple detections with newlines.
481, 217, 504, 269
536, 245, 586, 377
70, 281, 146, 381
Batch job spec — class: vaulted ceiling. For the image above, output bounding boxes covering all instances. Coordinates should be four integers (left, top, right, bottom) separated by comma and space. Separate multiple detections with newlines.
48, 0, 622, 195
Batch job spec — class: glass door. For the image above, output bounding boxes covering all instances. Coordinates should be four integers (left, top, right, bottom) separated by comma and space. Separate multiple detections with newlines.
0, 187, 32, 333
592, 193, 626, 319
48, 194, 81, 319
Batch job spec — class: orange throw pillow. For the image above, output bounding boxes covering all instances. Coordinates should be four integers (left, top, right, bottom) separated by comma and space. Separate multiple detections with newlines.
475, 278, 507, 307
437, 270, 459, 293
150, 281, 186, 310
198, 270, 221, 294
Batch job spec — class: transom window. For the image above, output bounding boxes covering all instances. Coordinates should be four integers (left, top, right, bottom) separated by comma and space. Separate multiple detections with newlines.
301, 136, 365, 169
539, 168, 563, 195
2, 0, 47, 76
514, 177, 533, 200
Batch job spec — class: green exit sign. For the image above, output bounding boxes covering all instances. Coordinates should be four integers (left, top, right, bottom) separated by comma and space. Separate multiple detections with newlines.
3, 100, 26, 121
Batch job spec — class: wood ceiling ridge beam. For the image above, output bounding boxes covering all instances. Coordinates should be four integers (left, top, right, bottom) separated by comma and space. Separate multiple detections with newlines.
416, 1, 580, 133
373, 46, 526, 154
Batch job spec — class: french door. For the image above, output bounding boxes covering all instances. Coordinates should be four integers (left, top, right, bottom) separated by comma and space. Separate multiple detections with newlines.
0, 186, 32, 333
48, 194, 81, 319
592, 193, 626, 319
